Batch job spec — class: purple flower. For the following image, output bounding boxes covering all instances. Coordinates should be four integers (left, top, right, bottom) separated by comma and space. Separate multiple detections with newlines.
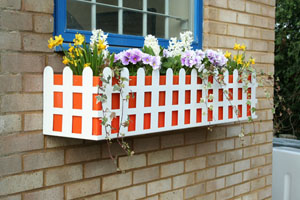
120, 52, 130, 65
128, 49, 142, 64
150, 56, 161, 70
142, 54, 152, 65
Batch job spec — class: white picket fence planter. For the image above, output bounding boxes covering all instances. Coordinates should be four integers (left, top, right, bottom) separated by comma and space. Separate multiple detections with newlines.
43, 66, 257, 140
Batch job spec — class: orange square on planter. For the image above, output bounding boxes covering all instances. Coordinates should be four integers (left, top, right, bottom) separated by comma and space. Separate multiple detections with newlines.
92, 118, 102, 135
185, 110, 190, 124
93, 94, 102, 110
112, 93, 120, 110
158, 112, 165, 128
73, 93, 82, 109
129, 92, 136, 108
53, 114, 62, 132
72, 116, 82, 134
111, 116, 120, 134
196, 109, 202, 123
54, 92, 63, 108
172, 111, 178, 126
128, 115, 136, 132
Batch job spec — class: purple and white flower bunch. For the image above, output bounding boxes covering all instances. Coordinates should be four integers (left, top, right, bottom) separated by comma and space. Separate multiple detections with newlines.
114, 48, 161, 70
205, 49, 228, 68
181, 49, 206, 72
163, 31, 194, 58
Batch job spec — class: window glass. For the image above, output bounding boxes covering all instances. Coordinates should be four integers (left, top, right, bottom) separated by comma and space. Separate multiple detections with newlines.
67, 0, 91, 30
66, 0, 194, 39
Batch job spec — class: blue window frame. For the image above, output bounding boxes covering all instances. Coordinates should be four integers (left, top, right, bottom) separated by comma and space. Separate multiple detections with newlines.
54, 0, 203, 52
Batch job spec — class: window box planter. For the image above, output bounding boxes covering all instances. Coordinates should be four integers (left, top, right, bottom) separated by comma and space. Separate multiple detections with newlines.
43, 66, 257, 140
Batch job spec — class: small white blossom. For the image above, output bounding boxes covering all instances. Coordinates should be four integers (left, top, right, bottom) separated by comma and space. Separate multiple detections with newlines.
144, 35, 160, 56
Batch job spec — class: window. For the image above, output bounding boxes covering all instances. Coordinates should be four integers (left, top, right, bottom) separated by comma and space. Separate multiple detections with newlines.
55, 0, 202, 51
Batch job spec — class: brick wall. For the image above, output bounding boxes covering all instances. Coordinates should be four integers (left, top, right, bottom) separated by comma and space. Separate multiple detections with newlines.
0, 0, 274, 199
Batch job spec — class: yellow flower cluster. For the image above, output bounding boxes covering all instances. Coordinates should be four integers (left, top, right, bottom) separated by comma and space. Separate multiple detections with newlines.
233, 43, 246, 51
73, 34, 85, 46
48, 35, 64, 49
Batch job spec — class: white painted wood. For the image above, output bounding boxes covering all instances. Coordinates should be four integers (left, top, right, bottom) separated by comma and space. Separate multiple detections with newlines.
43, 66, 54, 135
62, 67, 73, 135
43, 66, 258, 141
82, 67, 93, 137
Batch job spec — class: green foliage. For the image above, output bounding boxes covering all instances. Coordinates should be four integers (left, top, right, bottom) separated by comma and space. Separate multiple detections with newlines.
275, 0, 300, 138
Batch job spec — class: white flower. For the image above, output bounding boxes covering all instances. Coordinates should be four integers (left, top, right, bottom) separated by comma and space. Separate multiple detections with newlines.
180, 31, 193, 51
166, 31, 194, 57
90, 29, 109, 50
144, 34, 160, 56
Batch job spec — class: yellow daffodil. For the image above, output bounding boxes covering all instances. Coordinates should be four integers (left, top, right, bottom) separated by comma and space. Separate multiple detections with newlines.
225, 51, 232, 58
84, 63, 91, 68
250, 58, 255, 65
240, 44, 246, 51
237, 57, 243, 65
68, 45, 74, 53
234, 43, 241, 50
233, 55, 237, 61
62, 56, 70, 65
97, 39, 107, 52
54, 35, 64, 46
48, 37, 56, 49
73, 34, 85, 46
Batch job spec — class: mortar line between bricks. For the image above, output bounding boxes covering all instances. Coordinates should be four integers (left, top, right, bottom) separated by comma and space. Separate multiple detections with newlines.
204, 5, 275, 20
203, 30, 275, 43
203, 18, 275, 31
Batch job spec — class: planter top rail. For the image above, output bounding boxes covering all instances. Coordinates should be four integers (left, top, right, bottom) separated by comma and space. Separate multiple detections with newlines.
43, 66, 257, 140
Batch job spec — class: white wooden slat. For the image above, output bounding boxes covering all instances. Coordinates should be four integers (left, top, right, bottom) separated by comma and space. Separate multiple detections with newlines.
151, 69, 159, 130
178, 69, 186, 126
232, 70, 239, 120
62, 67, 73, 135
136, 68, 146, 133
120, 67, 130, 134
82, 67, 93, 137
43, 66, 54, 134
165, 68, 173, 128
190, 69, 197, 125
102, 67, 113, 136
